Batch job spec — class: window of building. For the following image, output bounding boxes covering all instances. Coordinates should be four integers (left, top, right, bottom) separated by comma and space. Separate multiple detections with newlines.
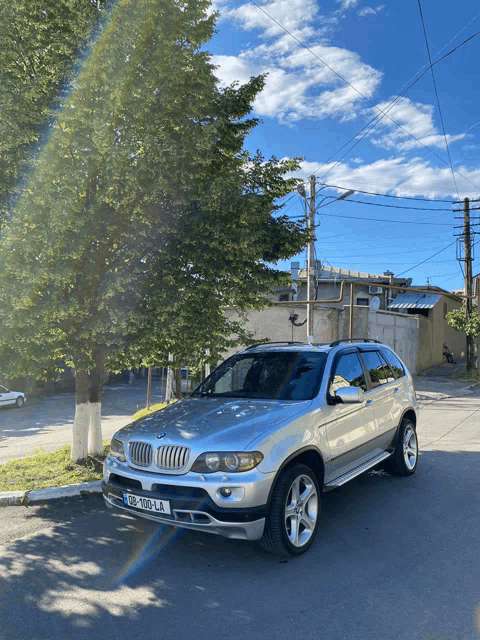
279, 293, 290, 302
357, 298, 369, 306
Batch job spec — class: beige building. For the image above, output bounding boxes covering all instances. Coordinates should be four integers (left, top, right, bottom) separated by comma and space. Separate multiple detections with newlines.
224, 263, 465, 374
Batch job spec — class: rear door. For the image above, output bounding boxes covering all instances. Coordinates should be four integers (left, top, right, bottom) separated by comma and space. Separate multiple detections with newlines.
358, 349, 397, 447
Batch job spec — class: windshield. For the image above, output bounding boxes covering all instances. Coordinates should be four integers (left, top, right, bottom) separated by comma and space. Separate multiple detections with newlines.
192, 351, 327, 401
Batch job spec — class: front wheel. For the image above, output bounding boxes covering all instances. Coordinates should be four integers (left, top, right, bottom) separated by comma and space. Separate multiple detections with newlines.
386, 418, 418, 476
15, 396, 24, 408
261, 463, 321, 556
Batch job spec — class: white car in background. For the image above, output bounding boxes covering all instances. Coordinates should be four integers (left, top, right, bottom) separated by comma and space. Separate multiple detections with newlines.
0, 384, 26, 408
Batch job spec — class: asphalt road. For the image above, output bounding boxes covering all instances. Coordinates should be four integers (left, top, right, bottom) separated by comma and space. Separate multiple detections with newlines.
1, 386, 480, 640
0, 380, 166, 463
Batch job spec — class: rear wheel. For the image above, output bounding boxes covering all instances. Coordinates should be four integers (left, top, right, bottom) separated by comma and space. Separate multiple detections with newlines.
15, 396, 24, 408
385, 418, 418, 475
261, 463, 320, 556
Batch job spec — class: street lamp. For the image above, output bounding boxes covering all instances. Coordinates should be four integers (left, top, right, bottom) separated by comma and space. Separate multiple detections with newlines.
298, 178, 355, 342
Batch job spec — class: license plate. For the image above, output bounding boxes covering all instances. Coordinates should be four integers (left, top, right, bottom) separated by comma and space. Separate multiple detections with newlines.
122, 492, 171, 515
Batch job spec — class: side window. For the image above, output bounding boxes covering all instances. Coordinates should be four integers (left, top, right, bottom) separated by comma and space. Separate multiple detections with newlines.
377, 351, 395, 383
329, 353, 366, 396
381, 349, 406, 379
360, 351, 392, 387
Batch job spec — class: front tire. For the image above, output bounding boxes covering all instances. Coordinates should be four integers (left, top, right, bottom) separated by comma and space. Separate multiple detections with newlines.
386, 418, 418, 475
261, 463, 321, 557
15, 396, 24, 408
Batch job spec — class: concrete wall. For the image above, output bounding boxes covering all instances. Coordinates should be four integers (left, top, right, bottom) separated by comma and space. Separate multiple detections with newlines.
366, 309, 419, 374
224, 296, 464, 374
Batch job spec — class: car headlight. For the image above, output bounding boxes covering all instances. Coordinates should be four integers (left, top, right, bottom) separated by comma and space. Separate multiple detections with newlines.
110, 438, 126, 462
191, 451, 263, 473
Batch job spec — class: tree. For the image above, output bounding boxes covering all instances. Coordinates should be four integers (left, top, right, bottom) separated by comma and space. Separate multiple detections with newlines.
446, 304, 480, 345
0, 0, 308, 461
0, 0, 108, 229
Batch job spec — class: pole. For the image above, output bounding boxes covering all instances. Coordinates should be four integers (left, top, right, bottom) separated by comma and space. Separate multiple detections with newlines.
349, 282, 354, 339
464, 198, 474, 371
146, 366, 152, 409
306, 175, 316, 343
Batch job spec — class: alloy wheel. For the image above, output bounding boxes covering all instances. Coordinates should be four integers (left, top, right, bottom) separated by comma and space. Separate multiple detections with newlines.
284, 474, 318, 548
403, 426, 417, 470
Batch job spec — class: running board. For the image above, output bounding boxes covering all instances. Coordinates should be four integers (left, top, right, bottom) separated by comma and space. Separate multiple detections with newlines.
324, 451, 392, 488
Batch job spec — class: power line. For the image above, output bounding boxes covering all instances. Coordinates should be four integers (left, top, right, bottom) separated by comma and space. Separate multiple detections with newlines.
395, 240, 457, 277
270, 17, 480, 210
417, 0, 460, 199
316, 212, 452, 226
291, 199, 453, 214
318, 183, 454, 203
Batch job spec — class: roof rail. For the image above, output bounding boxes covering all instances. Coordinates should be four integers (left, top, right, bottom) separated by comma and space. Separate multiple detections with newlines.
329, 338, 381, 347
245, 341, 306, 350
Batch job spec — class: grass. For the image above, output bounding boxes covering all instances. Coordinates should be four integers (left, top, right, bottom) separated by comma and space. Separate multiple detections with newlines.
131, 401, 169, 420
452, 368, 480, 382
0, 401, 174, 493
0, 442, 111, 492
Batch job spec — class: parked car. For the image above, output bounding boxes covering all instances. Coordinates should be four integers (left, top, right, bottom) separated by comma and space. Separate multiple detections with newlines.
0, 384, 26, 408
103, 339, 418, 556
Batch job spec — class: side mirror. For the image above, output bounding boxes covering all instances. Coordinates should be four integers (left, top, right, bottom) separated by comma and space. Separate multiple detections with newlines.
335, 386, 364, 404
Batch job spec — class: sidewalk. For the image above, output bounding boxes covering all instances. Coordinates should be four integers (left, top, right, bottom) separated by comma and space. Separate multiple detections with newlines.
413, 357, 479, 404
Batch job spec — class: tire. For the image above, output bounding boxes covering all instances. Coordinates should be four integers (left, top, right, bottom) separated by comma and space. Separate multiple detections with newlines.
385, 418, 418, 476
15, 396, 24, 408
261, 463, 321, 557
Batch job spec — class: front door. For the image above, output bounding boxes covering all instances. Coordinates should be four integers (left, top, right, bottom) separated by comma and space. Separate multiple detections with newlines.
324, 351, 377, 478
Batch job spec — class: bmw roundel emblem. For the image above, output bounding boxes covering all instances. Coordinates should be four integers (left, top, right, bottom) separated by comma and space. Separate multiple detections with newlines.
157, 433, 166, 439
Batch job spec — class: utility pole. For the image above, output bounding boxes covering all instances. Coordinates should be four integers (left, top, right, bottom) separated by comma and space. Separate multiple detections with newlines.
306, 175, 316, 343
464, 198, 474, 371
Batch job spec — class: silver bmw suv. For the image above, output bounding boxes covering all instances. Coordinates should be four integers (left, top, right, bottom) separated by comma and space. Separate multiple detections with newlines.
103, 339, 419, 556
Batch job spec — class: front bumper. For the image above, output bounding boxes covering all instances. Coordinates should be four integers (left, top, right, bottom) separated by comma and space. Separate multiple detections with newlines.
103, 479, 266, 541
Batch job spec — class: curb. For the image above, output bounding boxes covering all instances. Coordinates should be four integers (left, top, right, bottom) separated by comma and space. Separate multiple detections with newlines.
0, 480, 103, 507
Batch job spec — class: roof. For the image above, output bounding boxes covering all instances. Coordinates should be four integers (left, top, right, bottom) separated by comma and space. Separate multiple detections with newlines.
388, 292, 441, 310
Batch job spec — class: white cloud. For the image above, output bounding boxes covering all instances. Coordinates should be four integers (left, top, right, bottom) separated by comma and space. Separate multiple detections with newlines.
213, 1, 463, 154
295, 156, 480, 199
336, 0, 359, 8
367, 97, 465, 151
357, 5, 385, 17
225, 0, 321, 39
212, 0, 382, 123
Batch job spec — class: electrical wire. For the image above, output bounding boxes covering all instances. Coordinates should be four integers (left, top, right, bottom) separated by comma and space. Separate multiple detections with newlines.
315, 212, 452, 225
395, 241, 457, 277
271, 13, 480, 209
290, 199, 454, 215
318, 183, 454, 203
311, 30, 480, 195
417, 0, 460, 199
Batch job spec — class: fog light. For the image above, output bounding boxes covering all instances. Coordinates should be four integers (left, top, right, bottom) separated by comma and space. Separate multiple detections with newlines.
220, 487, 232, 497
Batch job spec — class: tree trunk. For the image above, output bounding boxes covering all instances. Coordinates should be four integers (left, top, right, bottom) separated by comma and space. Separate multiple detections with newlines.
174, 368, 182, 399
88, 347, 105, 456
71, 369, 90, 461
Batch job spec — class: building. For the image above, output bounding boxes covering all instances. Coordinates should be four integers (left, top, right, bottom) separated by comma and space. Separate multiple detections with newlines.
224, 262, 464, 374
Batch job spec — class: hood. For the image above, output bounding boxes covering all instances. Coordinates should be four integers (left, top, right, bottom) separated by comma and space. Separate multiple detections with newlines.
116, 397, 311, 449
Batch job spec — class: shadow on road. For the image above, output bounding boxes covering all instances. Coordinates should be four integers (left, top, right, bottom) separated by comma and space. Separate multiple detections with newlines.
1, 450, 480, 640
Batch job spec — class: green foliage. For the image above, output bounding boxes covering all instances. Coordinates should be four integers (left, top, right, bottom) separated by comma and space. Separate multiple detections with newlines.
446, 305, 480, 339
0, 0, 309, 382
0, 0, 108, 229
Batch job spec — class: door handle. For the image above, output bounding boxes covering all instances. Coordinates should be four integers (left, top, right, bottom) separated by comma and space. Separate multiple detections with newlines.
365, 399, 374, 407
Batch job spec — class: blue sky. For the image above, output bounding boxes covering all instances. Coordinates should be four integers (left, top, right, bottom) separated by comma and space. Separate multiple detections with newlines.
207, 0, 480, 291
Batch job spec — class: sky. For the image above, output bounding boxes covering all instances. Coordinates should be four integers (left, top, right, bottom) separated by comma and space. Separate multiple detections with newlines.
207, 0, 480, 291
